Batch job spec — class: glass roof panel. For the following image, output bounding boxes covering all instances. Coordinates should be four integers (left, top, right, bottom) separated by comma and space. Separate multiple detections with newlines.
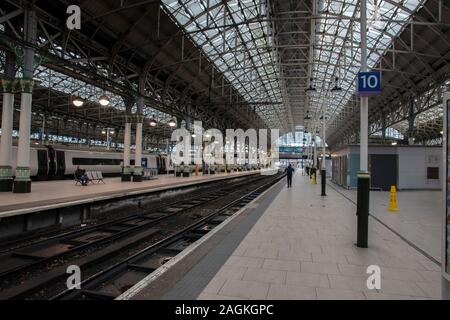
162, 0, 287, 130
310, 0, 423, 130
162, 0, 424, 133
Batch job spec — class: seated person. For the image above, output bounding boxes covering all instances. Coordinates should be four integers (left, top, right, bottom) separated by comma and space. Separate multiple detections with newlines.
75, 166, 88, 186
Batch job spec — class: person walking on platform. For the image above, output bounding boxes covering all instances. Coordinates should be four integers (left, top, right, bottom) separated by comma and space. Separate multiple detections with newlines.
285, 163, 294, 188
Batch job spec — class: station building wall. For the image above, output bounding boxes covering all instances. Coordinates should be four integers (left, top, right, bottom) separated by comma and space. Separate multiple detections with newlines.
331, 145, 442, 190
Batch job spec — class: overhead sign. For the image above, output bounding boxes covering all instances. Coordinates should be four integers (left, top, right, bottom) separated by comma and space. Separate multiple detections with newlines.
279, 146, 302, 159
357, 71, 381, 96
444, 91, 450, 281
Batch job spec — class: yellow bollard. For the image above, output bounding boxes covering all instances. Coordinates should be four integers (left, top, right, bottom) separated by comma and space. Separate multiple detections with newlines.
388, 185, 399, 212
312, 173, 317, 185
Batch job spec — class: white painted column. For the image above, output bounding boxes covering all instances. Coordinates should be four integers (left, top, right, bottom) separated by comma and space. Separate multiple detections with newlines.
322, 100, 327, 171
0, 92, 14, 165
122, 120, 132, 181
14, 9, 36, 193
133, 120, 143, 181
16, 90, 32, 168
0, 80, 14, 192
313, 137, 317, 168
14, 80, 35, 193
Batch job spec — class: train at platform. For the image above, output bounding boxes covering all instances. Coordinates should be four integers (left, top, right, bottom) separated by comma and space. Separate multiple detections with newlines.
9, 145, 173, 181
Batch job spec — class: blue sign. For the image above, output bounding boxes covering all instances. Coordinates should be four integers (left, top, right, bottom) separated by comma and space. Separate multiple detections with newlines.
357, 71, 381, 96
141, 158, 148, 168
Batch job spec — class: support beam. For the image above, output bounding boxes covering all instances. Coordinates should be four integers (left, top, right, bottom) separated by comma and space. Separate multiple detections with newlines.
0, 40, 16, 192
14, 8, 37, 193
0, 79, 15, 192
133, 96, 145, 182
356, 0, 370, 248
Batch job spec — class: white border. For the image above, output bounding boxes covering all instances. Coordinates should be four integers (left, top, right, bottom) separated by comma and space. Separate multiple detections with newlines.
443, 92, 450, 282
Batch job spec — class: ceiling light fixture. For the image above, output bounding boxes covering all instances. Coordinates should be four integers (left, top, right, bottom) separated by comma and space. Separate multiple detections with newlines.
168, 117, 177, 127
304, 111, 311, 120
305, 78, 316, 93
149, 114, 157, 127
331, 77, 342, 92
72, 96, 84, 107
99, 95, 110, 106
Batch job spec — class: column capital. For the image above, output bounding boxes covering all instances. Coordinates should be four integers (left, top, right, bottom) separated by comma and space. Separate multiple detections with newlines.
125, 114, 145, 123
135, 115, 145, 123
0, 77, 16, 93
18, 78, 37, 94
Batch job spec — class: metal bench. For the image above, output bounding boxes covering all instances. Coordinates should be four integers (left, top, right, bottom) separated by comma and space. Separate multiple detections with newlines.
74, 174, 83, 185
94, 171, 105, 184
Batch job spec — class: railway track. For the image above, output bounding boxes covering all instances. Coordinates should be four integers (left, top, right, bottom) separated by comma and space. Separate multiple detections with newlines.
0, 172, 284, 300
0, 175, 255, 255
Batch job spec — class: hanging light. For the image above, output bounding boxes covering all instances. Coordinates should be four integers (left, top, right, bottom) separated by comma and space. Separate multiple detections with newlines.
305, 78, 316, 93
72, 96, 84, 107
101, 130, 106, 134
168, 117, 177, 127
304, 110, 311, 120
191, 133, 196, 138
149, 114, 157, 127
331, 77, 342, 92
99, 95, 110, 106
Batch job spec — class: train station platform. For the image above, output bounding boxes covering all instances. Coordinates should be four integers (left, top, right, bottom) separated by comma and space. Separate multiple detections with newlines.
0, 170, 260, 219
120, 170, 442, 300
330, 186, 441, 263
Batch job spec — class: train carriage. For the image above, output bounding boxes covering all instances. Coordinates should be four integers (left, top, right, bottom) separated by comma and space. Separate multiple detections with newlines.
9, 145, 172, 180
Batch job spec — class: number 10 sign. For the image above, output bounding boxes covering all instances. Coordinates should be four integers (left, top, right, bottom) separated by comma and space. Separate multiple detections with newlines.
357, 71, 381, 96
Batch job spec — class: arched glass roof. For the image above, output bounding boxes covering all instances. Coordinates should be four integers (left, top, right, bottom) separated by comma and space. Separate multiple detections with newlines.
161, 0, 425, 135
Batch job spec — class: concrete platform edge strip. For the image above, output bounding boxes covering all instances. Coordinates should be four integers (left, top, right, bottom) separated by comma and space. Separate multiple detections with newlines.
116, 177, 285, 300
0, 171, 260, 219
327, 182, 440, 266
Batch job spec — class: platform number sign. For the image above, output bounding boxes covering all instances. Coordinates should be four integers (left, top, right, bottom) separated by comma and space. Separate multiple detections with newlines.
357, 71, 381, 96
445, 91, 450, 281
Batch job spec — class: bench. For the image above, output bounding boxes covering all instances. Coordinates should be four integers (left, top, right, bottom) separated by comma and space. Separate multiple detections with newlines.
85, 171, 106, 184
174, 165, 193, 177
74, 174, 83, 185
142, 168, 158, 180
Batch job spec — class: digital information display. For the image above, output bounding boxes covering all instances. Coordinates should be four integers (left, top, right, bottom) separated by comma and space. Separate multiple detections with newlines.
445, 91, 450, 281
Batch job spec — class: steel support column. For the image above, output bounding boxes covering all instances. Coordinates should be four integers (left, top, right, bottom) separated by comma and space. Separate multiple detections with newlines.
356, 0, 370, 248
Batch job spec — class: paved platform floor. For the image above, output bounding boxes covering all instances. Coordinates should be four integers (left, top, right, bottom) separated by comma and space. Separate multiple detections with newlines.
190, 171, 442, 300
0, 170, 259, 218
332, 185, 441, 262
